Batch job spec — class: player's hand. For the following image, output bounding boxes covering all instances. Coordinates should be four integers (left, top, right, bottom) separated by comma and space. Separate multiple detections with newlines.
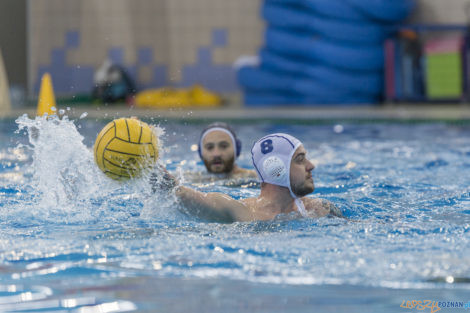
149, 164, 178, 193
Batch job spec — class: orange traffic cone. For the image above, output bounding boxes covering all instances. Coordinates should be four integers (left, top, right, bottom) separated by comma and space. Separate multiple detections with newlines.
37, 73, 57, 116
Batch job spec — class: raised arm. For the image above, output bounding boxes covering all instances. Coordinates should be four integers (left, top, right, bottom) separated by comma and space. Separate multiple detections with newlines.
175, 186, 248, 223
150, 166, 251, 223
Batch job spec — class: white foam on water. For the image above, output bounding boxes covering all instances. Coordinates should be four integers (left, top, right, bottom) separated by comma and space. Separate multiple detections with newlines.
13, 114, 112, 224
10, 114, 183, 226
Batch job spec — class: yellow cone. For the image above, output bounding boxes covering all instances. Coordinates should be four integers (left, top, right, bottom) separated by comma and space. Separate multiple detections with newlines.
0, 49, 11, 116
37, 73, 57, 116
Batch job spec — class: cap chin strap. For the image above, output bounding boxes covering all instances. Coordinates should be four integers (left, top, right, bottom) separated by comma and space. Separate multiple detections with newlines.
295, 198, 308, 217
289, 188, 308, 217
286, 143, 308, 218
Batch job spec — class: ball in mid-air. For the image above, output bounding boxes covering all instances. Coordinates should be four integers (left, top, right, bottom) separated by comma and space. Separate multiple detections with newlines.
94, 118, 158, 180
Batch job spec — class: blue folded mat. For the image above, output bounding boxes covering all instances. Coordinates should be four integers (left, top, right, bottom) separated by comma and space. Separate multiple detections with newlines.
344, 0, 415, 23
265, 28, 384, 71
263, 2, 391, 45
265, 0, 365, 21
259, 49, 383, 95
243, 91, 377, 106
237, 66, 379, 104
265, 0, 414, 23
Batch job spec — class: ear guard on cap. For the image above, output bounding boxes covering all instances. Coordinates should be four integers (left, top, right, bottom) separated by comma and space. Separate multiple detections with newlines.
197, 122, 242, 159
262, 156, 287, 184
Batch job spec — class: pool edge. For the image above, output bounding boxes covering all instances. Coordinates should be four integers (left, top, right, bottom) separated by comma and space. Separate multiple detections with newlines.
2, 104, 470, 123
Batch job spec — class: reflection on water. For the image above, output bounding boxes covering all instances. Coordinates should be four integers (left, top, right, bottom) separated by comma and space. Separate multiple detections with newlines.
0, 284, 136, 312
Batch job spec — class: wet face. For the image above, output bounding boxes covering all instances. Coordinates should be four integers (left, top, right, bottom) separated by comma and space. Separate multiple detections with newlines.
289, 145, 315, 197
201, 130, 235, 174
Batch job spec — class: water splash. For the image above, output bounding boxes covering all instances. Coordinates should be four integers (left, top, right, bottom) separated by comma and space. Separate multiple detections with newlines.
2, 121, 470, 296
9, 114, 180, 226
13, 115, 112, 224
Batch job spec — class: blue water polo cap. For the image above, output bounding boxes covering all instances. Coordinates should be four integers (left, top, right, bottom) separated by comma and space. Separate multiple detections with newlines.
198, 122, 242, 159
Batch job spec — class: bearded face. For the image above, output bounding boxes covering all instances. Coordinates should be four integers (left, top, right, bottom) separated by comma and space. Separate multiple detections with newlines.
203, 154, 235, 174
290, 178, 314, 197
289, 146, 315, 197
201, 131, 236, 174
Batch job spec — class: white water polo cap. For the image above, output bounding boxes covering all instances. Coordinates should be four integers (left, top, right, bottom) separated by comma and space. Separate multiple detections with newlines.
251, 133, 308, 217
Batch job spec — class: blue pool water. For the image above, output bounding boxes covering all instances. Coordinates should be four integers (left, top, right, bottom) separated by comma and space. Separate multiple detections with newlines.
1, 114, 470, 312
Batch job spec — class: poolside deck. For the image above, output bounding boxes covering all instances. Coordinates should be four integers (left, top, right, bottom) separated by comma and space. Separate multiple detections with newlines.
2, 104, 470, 122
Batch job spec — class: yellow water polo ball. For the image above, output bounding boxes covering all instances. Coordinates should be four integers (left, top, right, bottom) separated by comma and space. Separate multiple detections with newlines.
93, 118, 159, 180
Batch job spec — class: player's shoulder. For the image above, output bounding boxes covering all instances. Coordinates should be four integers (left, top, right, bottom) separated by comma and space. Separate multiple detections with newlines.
302, 197, 343, 218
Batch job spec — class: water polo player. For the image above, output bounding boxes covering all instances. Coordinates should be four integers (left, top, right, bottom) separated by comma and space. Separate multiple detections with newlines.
157, 133, 342, 223
197, 122, 256, 179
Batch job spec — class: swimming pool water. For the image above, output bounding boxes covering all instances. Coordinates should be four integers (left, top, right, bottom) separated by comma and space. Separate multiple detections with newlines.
0, 115, 469, 312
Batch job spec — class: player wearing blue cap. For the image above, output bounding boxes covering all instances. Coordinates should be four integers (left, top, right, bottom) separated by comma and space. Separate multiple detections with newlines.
197, 122, 256, 179
157, 133, 341, 223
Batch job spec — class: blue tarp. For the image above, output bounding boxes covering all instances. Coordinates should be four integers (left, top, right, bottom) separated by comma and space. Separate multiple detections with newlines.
238, 0, 415, 105
263, 3, 392, 45
265, 28, 384, 71
238, 66, 379, 105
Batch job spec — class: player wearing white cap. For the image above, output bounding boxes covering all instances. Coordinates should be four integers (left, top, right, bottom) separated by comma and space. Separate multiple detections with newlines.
158, 133, 342, 222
